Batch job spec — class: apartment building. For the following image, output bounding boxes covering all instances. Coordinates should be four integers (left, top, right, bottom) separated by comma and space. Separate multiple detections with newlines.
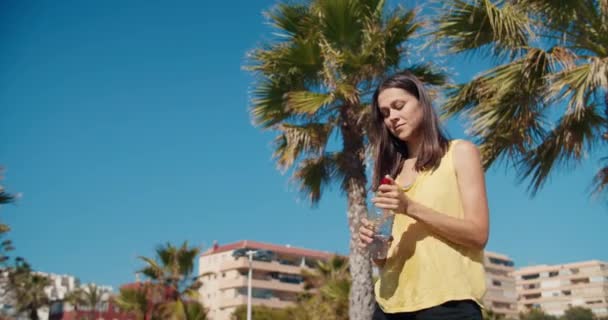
483, 251, 518, 318
198, 240, 334, 320
515, 260, 608, 317
0, 271, 117, 320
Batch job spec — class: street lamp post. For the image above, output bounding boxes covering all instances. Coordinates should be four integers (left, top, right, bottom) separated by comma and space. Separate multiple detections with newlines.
245, 250, 257, 320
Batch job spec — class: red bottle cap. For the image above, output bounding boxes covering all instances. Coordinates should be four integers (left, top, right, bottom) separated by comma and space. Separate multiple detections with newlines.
380, 177, 391, 185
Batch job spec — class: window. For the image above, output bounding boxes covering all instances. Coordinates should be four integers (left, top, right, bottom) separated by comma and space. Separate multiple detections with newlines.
587, 300, 603, 305
222, 272, 226, 278
251, 288, 274, 299
278, 274, 304, 284
492, 302, 510, 309
492, 280, 502, 287
489, 257, 514, 267
522, 274, 540, 280
570, 268, 579, 274
562, 290, 572, 296
523, 293, 541, 300
571, 277, 590, 285
549, 271, 559, 277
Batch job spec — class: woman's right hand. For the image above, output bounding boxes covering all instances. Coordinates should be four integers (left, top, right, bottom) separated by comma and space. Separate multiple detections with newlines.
358, 217, 376, 249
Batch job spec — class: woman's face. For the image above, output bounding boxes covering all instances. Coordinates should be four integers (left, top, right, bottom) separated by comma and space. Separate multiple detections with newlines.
377, 87, 424, 142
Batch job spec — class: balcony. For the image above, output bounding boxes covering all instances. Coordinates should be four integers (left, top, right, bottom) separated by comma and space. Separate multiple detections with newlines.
220, 257, 311, 275
486, 263, 515, 273
220, 295, 296, 309
484, 291, 516, 304
218, 277, 305, 293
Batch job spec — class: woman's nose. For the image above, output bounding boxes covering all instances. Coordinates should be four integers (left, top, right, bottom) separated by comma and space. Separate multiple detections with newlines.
388, 112, 399, 123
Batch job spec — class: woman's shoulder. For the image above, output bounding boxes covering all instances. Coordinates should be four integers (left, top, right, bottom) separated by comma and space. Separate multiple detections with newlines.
450, 139, 478, 152
449, 139, 482, 171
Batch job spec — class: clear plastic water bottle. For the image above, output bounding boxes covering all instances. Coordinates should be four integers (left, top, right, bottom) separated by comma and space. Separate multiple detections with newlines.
367, 178, 394, 260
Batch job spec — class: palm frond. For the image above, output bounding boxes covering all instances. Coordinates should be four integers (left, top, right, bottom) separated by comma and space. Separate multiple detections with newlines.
292, 152, 344, 204
549, 56, 608, 113
155, 243, 177, 280
405, 63, 449, 86
0, 191, 13, 204
285, 91, 335, 115
115, 287, 150, 320
522, 0, 591, 26
138, 256, 165, 281
249, 78, 292, 129
520, 104, 605, 193
445, 48, 555, 167
591, 160, 608, 200
247, 37, 323, 84
183, 301, 207, 320
433, 0, 531, 57
383, 7, 419, 66
315, 0, 365, 52
173, 242, 199, 281
265, 3, 312, 39
157, 301, 185, 320
273, 122, 335, 172
523, 0, 608, 57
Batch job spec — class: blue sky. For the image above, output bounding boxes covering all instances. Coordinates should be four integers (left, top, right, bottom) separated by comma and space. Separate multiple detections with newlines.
1, 1, 606, 290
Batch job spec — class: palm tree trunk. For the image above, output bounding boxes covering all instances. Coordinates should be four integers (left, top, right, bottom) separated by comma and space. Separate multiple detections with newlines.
340, 105, 374, 320
604, 91, 607, 116
604, 91, 607, 141
29, 306, 39, 320
604, 91, 608, 123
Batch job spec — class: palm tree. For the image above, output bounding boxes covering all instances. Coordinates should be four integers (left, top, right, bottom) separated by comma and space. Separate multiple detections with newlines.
63, 288, 84, 312
6, 260, 51, 320
137, 242, 206, 320
0, 167, 14, 206
482, 308, 503, 320
519, 308, 558, 320
0, 190, 12, 205
68, 284, 106, 320
0, 169, 15, 266
432, 0, 608, 199
301, 256, 350, 320
246, 1, 446, 318
115, 283, 155, 320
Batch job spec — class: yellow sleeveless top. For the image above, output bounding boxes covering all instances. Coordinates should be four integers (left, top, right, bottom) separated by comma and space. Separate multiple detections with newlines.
375, 139, 486, 313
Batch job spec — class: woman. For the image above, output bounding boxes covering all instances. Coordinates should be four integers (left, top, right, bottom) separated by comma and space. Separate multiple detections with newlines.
359, 71, 490, 320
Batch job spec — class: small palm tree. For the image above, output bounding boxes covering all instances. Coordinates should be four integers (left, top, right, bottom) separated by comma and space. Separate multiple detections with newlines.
301, 256, 350, 320
0, 191, 12, 205
482, 308, 503, 320
0, 170, 15, 265
137, 242, 206, 320
7, 260, 51, 320
115, 283, 155, 320
62, 284, 106, 320
63, 289, 85, 311
83, 284, 105, 319
247, 1, 446, 318
0, 167, 14, 206
433, 0, 608, 199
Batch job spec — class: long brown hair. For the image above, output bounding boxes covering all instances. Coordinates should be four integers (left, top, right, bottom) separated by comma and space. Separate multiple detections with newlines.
370, 71, 449, 189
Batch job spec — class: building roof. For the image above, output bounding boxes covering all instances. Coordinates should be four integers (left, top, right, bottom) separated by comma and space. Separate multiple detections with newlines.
513, 260, 607, 274
201, 240, 336, 260
485, 251, 513, 261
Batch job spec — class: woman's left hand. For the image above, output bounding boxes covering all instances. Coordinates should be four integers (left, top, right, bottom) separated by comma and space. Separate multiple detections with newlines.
372, 175, 411, 214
